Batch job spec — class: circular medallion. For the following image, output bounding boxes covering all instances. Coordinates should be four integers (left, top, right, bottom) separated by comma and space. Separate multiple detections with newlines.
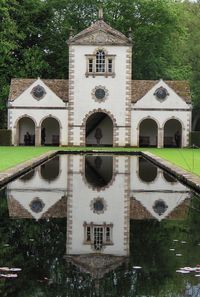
153, 199, 168, 216
31, 85, 46, 100
95, 88, 106, 100
92, 85, 108, 102
154, 87, 169, 101
94, 199, 104, 211
90, 197, 107, 214
30, 198, 45, 213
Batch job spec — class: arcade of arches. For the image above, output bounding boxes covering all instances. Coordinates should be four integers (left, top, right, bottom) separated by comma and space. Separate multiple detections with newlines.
16, 116, 60, 146
16, 114, 183, 148
139, 118, 182, 148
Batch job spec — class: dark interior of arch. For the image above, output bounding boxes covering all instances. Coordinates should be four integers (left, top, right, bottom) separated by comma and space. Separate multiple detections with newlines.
86, 112, 113, 146
139, 157, 157, 183
41, 156, 60, 182
85, 155, 113, 188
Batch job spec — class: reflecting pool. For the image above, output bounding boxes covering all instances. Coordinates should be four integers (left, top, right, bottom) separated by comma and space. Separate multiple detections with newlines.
0, 154, 200, 297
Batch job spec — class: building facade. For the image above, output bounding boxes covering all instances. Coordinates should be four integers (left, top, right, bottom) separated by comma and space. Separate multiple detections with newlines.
7, 14, 192, 147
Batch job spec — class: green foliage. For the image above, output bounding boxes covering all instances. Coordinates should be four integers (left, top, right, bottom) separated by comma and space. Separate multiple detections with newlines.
0, 129, 11, 145
0, 0, 200, 127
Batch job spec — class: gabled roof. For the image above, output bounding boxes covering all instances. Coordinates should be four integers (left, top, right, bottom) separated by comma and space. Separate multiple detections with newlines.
9, 78, 68, 102
8, 79, 191, 104
68, 19, 131, 45
132, 80, 191, 104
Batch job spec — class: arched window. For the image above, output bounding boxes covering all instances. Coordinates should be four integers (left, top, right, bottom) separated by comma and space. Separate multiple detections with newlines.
96, 50, 105, 73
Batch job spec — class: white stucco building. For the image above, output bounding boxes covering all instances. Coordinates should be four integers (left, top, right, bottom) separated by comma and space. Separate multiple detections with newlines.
7, 12, 192, 148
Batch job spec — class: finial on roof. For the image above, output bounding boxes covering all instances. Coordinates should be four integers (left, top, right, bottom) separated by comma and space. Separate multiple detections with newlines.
69, 26, 73, 38
128, 27, 132, 41
98, 6, 104, 20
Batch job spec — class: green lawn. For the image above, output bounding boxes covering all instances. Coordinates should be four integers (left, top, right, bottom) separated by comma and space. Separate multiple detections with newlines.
0, 146, 200, 177
149, 148, 200, 177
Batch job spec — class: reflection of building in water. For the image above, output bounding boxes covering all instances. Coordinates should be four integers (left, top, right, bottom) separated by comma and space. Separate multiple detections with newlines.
6, 155, 68, 220
130, 157, 191, 221
66, 155, 130, 279
7, 154, 191, 223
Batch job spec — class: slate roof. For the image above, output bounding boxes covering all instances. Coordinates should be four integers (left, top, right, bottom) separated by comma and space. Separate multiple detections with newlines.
132, 80, 191, 104
8, 79, 191, 104
9, 78, 69, 102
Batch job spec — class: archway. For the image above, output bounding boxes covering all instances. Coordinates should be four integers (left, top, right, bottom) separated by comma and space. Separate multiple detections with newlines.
86, 112, 113, 146
18, 117, 35, 145
164, 119, 182, 147
41, 156, 60, 182
41, 117, 60, 146
85, 155, 113, 188
139, 119, 158, 147
139, 157, 157, 183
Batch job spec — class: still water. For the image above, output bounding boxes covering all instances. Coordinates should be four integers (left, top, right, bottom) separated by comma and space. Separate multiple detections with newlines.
0, 154, 200, 297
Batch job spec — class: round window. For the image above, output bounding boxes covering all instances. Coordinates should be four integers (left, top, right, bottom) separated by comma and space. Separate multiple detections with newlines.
95, 88, 106, 100
94, 199, 104, 211
154, 87, 169, 101
92, 86, 108, 101
31, 85, 46, 100
90, 197, 107, 214
30, 198, 45, 213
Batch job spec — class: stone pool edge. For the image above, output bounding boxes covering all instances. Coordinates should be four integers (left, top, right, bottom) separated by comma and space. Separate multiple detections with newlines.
0, 150, 58, 187
0, 149, 200, 194
142, 151, 200, 194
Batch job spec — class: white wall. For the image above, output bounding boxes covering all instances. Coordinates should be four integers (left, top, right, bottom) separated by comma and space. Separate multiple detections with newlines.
71, 45, 131, 146
67, 155, 129, 256
8, 78, 69, 146
131, 80, 192, 147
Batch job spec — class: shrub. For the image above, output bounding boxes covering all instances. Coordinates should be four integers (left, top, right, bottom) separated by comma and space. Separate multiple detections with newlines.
0, 130, 12, 146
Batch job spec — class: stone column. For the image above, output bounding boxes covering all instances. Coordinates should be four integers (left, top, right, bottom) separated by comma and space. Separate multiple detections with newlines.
158, 128, 164, 148
35, 126, 41, 146
13, 127, 18, 146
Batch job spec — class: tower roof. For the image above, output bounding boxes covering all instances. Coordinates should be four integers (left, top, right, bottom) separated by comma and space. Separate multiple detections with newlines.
68, 19, 131, 46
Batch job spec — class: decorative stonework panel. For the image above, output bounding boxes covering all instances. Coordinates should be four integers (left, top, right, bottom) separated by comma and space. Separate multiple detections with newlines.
90, 197, 107, 215
91, 86, 108, 102
29, 198, 45, 213
154, 86, 169, 102
31, 85, 46, 100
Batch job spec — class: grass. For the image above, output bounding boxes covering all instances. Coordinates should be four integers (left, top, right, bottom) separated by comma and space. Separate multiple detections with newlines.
0, 146, 200, 177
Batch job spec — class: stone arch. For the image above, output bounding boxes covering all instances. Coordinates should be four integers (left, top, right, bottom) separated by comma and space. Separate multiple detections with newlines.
14, 114, 37, 129
81, 109, 117, 147
138, 117, 159, 147
82, 155, 116, 191
40, 155, 61, 182
138, 157, 158, 183
163, 118, 183, 147
15, 115, 37, 146
40, 115, 61, 146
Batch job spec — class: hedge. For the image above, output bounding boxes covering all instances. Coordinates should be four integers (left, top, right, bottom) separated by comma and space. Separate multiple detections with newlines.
190, 131, 200, 147
0, 130, 12, 146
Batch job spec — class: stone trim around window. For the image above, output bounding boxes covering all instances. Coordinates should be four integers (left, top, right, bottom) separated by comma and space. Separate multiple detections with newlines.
83, 222, 113, 251
91, 85, 109, 103
90, 197, 107, 215
85, 51, 116, 78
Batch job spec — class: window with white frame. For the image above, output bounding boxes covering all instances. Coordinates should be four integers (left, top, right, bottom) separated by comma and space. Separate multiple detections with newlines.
86, 49, 115, 77
83, 222, 113, 250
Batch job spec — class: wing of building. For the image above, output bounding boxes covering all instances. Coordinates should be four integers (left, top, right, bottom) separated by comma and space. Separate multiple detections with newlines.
7, 14, 192, 147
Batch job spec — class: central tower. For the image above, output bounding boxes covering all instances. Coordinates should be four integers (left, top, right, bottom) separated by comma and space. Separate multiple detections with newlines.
68, 11, 132, 146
